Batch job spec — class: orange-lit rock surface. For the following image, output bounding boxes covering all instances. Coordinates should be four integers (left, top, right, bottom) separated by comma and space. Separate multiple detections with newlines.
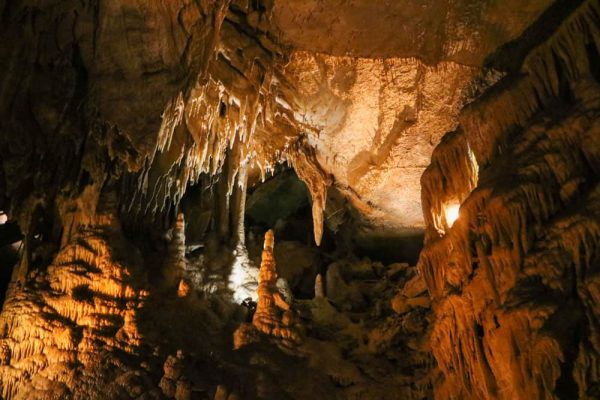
419, 1, 600, 398
0, 195, 151, 399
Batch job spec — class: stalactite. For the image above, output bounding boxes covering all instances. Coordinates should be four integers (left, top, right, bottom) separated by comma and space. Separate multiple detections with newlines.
286, 137, 333, 246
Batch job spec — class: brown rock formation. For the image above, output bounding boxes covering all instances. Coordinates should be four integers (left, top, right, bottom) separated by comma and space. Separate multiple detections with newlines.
0, 194, 151, 399
164, 213, 187, 288
234, 229, 301, 349
419, 1, 600, 398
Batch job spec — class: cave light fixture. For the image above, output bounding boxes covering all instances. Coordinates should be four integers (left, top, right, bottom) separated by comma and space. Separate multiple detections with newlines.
445, 201, 461, 228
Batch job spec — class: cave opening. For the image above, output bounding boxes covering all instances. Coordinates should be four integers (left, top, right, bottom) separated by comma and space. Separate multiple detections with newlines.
242, 166, 426, 298
244, 167, 328, 300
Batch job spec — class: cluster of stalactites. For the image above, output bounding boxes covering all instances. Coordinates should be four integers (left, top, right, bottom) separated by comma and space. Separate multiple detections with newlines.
122, 3, 302, 227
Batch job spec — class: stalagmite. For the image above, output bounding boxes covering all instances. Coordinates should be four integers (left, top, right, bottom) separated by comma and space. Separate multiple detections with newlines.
164, 213, 187, 288
314, 273, 324, 298
233, 230, 301, 349
253, 231, 292, 326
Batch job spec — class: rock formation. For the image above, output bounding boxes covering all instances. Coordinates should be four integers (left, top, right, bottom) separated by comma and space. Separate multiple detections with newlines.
164, 213, 187, 289
234, 229, 300, 349
0, 193, 152, 399
419, 1, 600, 398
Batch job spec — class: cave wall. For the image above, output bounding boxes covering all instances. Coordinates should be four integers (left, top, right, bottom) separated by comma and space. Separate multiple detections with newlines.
419, 1, 600, 398
284, 52, 477, 233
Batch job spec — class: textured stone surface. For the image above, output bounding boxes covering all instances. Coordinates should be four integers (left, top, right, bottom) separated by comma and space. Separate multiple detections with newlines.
419, 1, 600, 398
271, 0, 552, 64
285, 53, 477, 231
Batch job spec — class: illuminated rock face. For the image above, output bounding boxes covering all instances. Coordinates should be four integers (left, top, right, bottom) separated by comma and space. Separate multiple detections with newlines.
284, 53, 477, 234
419, 1, 600, 398
0, 196, 151, 399
269, 0, 554, 237
0, 0, 599, 399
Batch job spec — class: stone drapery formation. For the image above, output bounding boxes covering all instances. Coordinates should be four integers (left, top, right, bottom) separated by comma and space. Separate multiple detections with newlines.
419, 1, 600, 398
0, 194, 150, 399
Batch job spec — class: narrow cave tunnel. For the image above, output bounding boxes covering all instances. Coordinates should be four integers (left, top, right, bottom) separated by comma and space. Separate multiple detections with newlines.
0, 0, 599, 399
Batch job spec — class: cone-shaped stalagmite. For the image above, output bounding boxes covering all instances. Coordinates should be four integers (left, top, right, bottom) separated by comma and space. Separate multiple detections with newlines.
254, 230, 300, 340
234, 230, 300, 349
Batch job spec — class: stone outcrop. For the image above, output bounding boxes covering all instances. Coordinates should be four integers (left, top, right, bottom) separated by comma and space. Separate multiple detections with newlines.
0, 195, 153, 399
419, 1, 600, 398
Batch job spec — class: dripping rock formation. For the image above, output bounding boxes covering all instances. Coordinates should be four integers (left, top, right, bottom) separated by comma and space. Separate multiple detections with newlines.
0, 0, 598, 399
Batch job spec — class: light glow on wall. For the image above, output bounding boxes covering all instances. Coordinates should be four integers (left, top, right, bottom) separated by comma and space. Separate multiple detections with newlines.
228, 244, 259, 303
445, 203, 460, 228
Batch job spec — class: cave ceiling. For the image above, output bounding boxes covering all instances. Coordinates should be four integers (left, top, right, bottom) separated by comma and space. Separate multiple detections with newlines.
0, 0, 556, 240
267, 0, 553, 235
271, 0, 552, 63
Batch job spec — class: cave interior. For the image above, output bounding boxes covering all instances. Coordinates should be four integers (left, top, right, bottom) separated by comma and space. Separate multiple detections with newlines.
0, 0, 599, 399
